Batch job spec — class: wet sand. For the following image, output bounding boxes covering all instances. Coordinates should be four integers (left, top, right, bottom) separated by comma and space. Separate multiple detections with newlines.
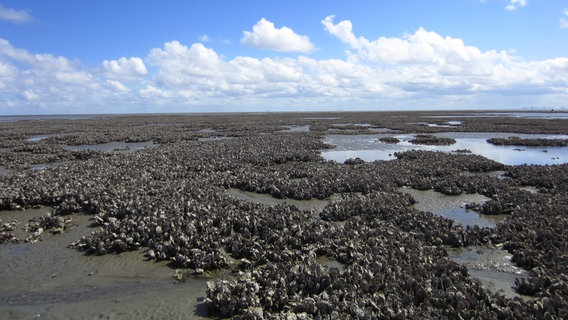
0, 208, 209, 320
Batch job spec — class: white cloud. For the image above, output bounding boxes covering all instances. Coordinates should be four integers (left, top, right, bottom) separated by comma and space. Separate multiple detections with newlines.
148, 41, 223, 89
106, 80, 130, 92
505, 0, 527, 11
199, 34, 211, 42
241, 18, 316, 53
0, 38, 106, 112
321, 15, 568, 98
0, 4, 32, 23
103, 57, 147, 78
322, 15, 511, 67
21, 89, 39, 101
1, 14, 568, 115
561, 9, 568, 29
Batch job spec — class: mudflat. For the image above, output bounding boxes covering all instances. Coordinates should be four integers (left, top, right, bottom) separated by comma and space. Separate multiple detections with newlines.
1, 110, 567, 319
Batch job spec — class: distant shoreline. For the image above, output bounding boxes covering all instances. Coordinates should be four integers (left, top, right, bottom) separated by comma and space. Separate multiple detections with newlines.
1, 109, 567, 122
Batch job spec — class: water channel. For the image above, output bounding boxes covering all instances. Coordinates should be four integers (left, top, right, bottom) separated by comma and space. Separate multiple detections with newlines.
322, 132, 568, 165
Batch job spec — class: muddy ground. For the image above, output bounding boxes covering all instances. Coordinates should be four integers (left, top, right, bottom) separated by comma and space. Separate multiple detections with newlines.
0, 110, 567, 319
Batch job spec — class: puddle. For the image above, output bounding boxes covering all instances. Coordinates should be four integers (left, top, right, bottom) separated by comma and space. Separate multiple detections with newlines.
197, 136, 232, 142
412, 121, 462, 128
27, 135, 54, 142
31, 161, 75, 171
316, 256, 346, 272
64, 141, 156, 153
368, 127, 399, 133
302, 117, 341, 120
394, 186, 525, 298
0, 207, 54, 240
519, 186, 540, 194
0, 208, 211, 319
322, 132, 568, 165
399, 187, 505, 228
280, 125, 310, 133
465, 170, 506, 180
197, 128, 219, 133
225, 188, 332, 215
332, 123, 373, 128
447, 246, 529, 299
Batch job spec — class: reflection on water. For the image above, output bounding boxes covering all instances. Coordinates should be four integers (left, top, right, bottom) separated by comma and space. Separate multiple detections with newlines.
316, 256, 346, 272
322, 132, 568, 165
64, 141, 156, 153
198, 136, 232, 141
27, 135, 54, 142
520, 186, 539, 194
412, 121, 463, 128
0, 208, 210, 319
399, 187, 504, 228
448, 246, 529, 299
31, 161, 74, 171
280, 125, 310, 133
368, 127, 398, 133
225, 188, 332, 214
425, 111, 568, 120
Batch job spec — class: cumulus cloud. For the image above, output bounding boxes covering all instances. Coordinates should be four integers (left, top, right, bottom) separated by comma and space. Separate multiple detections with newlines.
103, 57, 147, 78
148, 41, 223, 87
106, 80, 130, 92
505, 0, 527, 11
0, 38, 105, 112
241, 18, 316, 53
1, 15, 568, 114
321, 15, 568, 97
325, 16, 485, 64
21, 89, 39, 101
561, 9, 568, 29
0, 4, 32, 23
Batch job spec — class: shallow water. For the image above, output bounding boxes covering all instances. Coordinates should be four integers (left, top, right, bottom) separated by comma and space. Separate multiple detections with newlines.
64, 141, 156, 153
0, 208, 211, 320
399, 187, 527, 300
447, 246, 529, 299
27, 135, 54, 142
399, 187, 505, 228
412, 121, 463, 128
0, 115, 103, 122
197, 136, 232, 142
225, 188, 332, 214
316, 256, 346, 272
280, 125, 310, 133
520, 186, 540, 194
368, 127, 398, 133
425, 111, 568, 120
322, 132, 568, 165
31, 161, 75, 171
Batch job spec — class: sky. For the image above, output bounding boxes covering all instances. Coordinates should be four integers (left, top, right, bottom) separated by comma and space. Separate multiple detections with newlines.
0, 0, 567, 115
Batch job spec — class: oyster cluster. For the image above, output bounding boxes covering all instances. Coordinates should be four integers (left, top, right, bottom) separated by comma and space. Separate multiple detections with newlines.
487, 136, 568, 147
0, 112, 567, 318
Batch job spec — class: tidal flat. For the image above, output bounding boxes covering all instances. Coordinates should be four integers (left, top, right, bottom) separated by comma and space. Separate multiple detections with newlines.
0, 110, 567, 319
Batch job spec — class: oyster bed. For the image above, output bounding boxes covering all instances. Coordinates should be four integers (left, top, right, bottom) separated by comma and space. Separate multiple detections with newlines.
1, 111, 567, 319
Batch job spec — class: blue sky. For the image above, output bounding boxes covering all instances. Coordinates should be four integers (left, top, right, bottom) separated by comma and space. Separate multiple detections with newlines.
0, 0, 567, 114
